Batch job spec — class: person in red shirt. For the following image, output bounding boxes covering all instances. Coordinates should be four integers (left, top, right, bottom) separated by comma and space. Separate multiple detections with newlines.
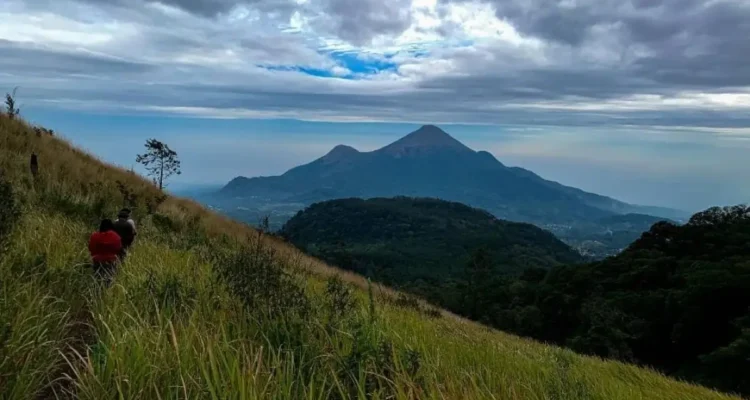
89, 219, 122, 286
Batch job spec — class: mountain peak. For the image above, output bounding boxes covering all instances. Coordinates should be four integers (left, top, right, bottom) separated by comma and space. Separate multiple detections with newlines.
322, 144, 360, 162
329, 144, 358, 154
405, 125, 458, 144
378, 125, 472, 155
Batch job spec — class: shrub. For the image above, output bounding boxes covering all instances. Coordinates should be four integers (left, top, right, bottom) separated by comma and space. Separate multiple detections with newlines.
424, 307, 442, 319
115, 180, 139, 209
217, 243, 309, 317
145, 194, 167, 215
394, 292, 421, 311
151, 213, 179, 233
4, 89, 20, 120
389, 292, 441, 318
32, 126, 54, 136
0, 177, 20, 256
325, 275, 356, 323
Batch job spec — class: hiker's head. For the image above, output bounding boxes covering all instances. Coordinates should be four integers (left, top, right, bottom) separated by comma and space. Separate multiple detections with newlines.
117, 208, 131, 219
99, 219, 115, 232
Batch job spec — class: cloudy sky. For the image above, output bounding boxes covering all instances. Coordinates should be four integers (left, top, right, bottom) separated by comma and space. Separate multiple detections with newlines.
2, 0, 749, 211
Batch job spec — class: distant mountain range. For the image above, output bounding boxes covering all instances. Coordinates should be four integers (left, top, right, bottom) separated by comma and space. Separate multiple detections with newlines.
217, 125, 685, 228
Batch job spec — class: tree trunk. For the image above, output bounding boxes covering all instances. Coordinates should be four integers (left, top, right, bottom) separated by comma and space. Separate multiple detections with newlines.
159, 158, 164, 189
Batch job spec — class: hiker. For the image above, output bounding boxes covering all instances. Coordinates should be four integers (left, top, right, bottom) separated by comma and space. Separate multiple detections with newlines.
89, 219, 122, 286
113, 208, 137, 261
30, 153, 38, 178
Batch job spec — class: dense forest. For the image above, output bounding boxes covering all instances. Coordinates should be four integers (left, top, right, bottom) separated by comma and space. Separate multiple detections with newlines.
281, 197, 582, 301
483, 204, 750, 395
285, 200, 750, 396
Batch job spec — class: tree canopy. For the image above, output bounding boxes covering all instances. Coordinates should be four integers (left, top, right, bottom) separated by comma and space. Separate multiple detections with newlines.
281, 196, 581, 315
471, 205, 750, 395
136, 139, 181, 190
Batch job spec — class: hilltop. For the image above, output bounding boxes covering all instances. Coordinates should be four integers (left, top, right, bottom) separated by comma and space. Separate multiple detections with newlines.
212, 125, 685, 257
0, 115, 737, 399
281, 197, 581, 306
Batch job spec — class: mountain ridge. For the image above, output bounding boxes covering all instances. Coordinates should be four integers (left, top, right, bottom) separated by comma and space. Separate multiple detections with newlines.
219, 125, 685, 227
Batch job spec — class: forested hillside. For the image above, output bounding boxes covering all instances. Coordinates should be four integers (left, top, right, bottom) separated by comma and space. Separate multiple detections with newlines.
282, 194, 750, 395
443, 205, 750, 395
281, 197, 581, 308
0, 114, 738, 399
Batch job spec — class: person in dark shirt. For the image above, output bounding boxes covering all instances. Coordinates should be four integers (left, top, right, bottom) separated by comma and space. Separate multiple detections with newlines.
113, 208, 137, 261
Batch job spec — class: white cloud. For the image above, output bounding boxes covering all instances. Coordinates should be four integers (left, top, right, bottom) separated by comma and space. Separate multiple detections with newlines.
0, 0, 749, 134
0, 12, 120, 46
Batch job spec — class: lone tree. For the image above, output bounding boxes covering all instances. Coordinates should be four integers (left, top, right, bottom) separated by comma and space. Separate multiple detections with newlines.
4, 88, 20, 119
136, 139, 181, 190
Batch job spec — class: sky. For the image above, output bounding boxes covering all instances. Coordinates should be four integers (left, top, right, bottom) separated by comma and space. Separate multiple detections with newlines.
1, 0, 749, 212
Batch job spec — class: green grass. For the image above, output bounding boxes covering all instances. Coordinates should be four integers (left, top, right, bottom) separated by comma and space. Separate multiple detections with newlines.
0, 114, 742, 399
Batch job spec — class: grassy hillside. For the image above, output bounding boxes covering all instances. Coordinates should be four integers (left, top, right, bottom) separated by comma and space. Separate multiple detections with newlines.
0, 115, 740, 399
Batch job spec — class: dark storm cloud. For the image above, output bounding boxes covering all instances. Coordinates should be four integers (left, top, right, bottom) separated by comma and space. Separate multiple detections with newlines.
489, 0, 598, 45
318, 0, 414, 45
456, 0, 742, 47
625, 1, 750, 89
443, 0, 750, 90
71, 0, 413, 44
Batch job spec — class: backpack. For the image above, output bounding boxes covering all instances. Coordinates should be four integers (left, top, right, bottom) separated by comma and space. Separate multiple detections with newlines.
113, 218, 136, 247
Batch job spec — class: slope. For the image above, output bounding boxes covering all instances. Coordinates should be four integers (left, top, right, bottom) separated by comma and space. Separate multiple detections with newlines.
455, 205, 750, 396
280, 197, 581, 306
0, 114, 737, 399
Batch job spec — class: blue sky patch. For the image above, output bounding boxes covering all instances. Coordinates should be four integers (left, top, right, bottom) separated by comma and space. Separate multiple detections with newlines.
327, 51, 398, 75
258, 50, 401, 80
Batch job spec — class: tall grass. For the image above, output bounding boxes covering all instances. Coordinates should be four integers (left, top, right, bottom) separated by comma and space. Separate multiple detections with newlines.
0, 114, 741, 399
